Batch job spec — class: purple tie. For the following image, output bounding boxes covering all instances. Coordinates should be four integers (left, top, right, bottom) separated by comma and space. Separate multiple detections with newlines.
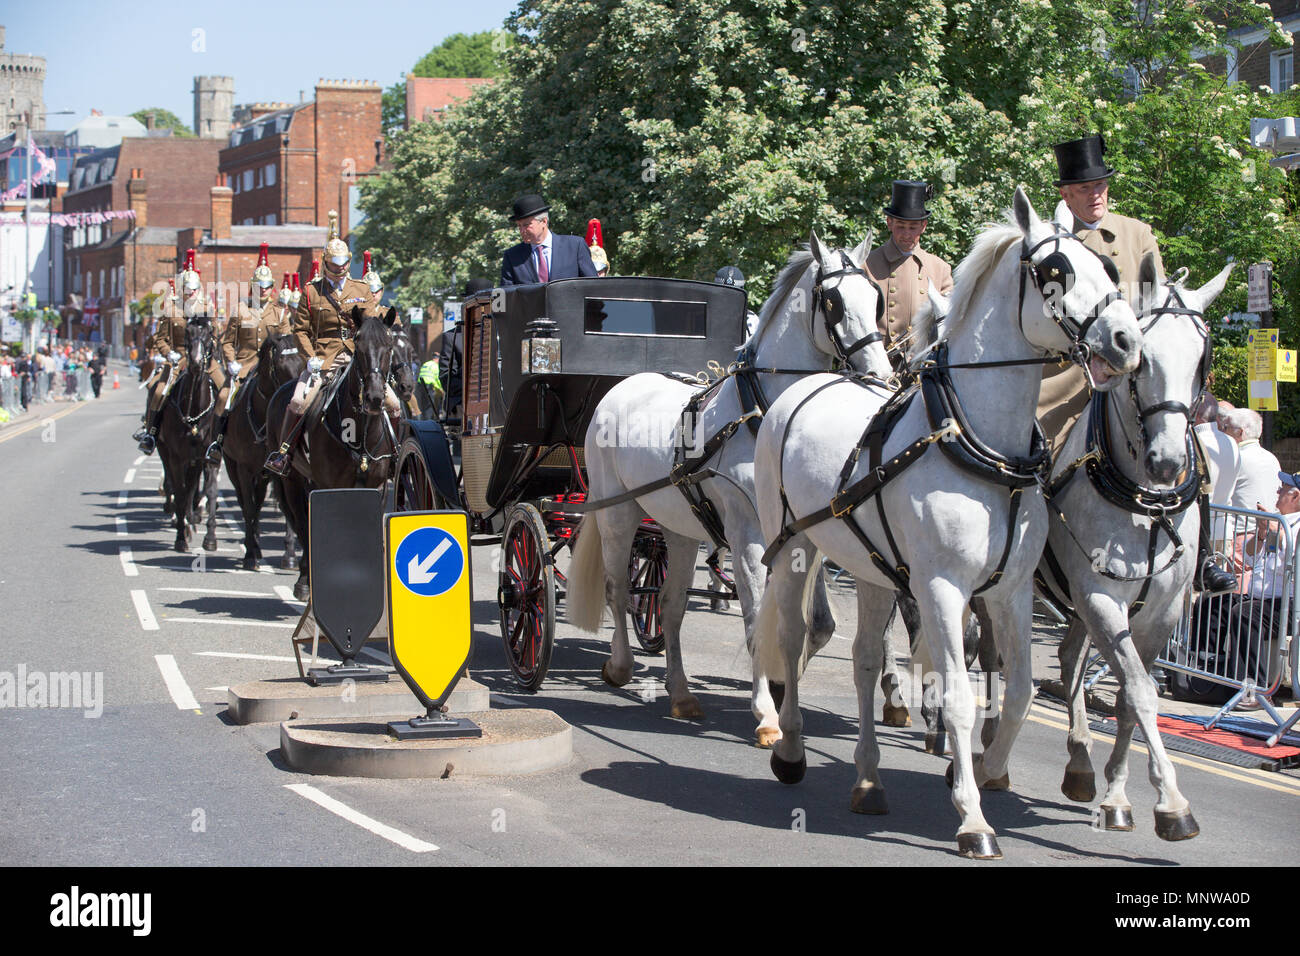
536, 245, 549, 283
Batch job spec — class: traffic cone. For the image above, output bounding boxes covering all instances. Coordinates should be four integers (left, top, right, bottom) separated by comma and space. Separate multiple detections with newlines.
113, 372, 120, 390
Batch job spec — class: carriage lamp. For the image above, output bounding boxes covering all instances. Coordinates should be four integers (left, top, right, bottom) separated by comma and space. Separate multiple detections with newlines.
523, 317, 561, 374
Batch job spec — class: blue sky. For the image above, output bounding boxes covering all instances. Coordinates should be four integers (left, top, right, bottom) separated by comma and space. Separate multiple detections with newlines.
6, 0, 522, 129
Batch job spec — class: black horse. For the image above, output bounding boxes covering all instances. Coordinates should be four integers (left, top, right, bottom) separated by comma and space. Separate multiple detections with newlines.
221, 331, 306, 571
267, 307, 402, 599
390, 324, 418, 417
156, 317, 220, 553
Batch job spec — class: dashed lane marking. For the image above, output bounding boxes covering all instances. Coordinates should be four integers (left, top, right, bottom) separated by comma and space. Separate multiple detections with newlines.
131, 589, 159, 630
166, 616, 295, 629
124, 468, 136, 484
158, 586, 276, 597
284, 784, 438, 853
154, 654, 200, 712
119, 546, 139, 577
195, 651, 300, 663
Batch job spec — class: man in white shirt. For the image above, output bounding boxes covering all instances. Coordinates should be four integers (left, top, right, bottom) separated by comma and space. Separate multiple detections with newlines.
1221, 407, 1281, 512
1194, 393, 1240, 554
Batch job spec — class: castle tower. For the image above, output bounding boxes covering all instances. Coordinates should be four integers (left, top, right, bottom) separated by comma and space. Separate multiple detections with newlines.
193, 75, 234, 139
0, 26, 49, 132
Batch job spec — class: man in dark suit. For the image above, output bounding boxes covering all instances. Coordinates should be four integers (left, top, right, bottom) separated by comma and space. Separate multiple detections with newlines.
500, 193, 598, 286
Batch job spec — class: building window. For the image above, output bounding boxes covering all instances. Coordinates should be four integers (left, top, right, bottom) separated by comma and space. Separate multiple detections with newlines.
242, 169, 254, 192
265, 163, 276, 187
231, 175, 240, 195
1273, 50, 1294, 93
266, 213, 276, 225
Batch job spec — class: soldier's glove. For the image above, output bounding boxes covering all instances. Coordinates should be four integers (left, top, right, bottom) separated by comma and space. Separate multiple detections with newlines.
307, 357, 323, 375
168, 351, 181, 364
228, 360, 241, 376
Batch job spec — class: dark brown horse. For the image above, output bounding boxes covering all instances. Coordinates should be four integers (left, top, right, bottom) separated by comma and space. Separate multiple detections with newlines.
155, 317, 220, 553
221, 331, 306, 570
267, 308, 402, 598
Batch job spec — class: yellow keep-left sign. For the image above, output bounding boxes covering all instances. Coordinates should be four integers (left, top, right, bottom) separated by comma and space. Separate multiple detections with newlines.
387, 511, 473, 709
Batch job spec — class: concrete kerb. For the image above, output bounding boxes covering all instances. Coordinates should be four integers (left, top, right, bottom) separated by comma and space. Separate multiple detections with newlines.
279, 709, 573, 778
228, 676, 490, 724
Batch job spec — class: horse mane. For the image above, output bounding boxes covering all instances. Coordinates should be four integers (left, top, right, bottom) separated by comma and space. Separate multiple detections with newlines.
908, 218, 1021, 363
740, 245, 815, 352
355, 313, 391, 350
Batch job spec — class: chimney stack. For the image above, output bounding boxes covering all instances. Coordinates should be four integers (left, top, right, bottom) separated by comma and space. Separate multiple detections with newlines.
126, 168, 147, 229
210, 173, 232, 240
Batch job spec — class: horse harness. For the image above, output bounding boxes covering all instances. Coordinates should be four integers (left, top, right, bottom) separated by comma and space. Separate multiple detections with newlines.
1036, 280, 1209, 617
169, 324, 217, 437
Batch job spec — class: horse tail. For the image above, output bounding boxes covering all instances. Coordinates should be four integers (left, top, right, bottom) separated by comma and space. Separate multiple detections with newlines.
564, 515, 607, 633
754, 543, 824, 682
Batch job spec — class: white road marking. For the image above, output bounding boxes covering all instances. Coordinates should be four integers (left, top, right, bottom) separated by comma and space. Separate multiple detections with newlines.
116, 515, 127, 537
133, 455, 146, 466
284, 784, 438, 853
117, 490, 129, 508
358, 647, 393, 666
124, 468, 136, 484
131, 589, 159, 630
167, 616, 295, 629
158, 586, 275, 596
206, 686, 229, 692
274, 585, 305, 608
195, 651, 300, 662
119, 546, 139, 577
154, 654, 200, 711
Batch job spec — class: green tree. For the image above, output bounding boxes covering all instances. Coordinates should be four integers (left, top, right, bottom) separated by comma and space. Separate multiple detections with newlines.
130, 108, 193, 137
382, 31, 509, 133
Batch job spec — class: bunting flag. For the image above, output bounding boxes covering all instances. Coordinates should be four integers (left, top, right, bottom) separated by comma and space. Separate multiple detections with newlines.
0, 210, 137, 227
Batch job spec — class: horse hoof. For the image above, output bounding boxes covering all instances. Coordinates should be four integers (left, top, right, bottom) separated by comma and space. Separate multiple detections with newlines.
957, 832, 1002, 860
242, 558, 258, 572
980, 773, 1011, 791
755, 726, 782, 749
1154, 808, 1200, 842
925, 732, 947, 757
1061, 770, 1097, 803
174, 542, 188, 554
281, 556, 298, 571
770, 751, 806, 785
945, 761, 954, 788
601, 660, 632, 688
769, 681, 785, 710
670, 697, 704, 720
849, 782, 889, 815
203, 537, 218, 553
1102, 806, 1135, 831
293, 581, 310, 601
881, 703, 912, 728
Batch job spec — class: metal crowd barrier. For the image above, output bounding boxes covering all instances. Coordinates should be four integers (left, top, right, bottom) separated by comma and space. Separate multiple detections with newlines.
74, 368, 92, 401
0, 377, 19, 418
1159, 502, 1297, 745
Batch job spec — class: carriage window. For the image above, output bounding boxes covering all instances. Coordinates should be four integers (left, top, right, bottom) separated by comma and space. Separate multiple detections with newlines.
583, 298, 707, 337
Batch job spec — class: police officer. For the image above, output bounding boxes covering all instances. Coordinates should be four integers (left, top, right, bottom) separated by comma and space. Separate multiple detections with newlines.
1038, 132, 1233, 595
265, 212, 389, 476
865, 180, 953, 363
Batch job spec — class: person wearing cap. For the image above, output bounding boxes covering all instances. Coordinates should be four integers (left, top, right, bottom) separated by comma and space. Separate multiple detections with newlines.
206, 246, 284, 464
500, 194, 598, 287
266, 212, 390, 476
715, 266, 760, 337
865, 181, 953, 364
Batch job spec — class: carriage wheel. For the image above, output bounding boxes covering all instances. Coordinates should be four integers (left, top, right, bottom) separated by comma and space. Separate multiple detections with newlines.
499, 503, 555, 691
628, 532, 667, 654
393, 437, 448, 512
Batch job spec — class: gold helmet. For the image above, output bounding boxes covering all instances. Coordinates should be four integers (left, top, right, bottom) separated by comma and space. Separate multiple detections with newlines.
278, 272, 292, 306
290, 272, 302, 308
586, 219, 608, 275
362, 250, 382, 294
181, 249, 201, 294
253, 242, 274, 290
323, 210, 350, 281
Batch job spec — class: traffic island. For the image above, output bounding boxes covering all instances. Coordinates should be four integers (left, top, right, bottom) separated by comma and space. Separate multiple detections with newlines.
226, 676, 490, 725
279, 709, 572, 778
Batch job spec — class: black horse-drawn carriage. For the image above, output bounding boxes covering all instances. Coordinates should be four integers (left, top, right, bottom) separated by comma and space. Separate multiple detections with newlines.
393, 275, 748, 690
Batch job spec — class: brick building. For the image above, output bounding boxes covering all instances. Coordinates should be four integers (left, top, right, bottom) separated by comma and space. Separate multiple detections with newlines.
404, 76, 493, 128
218, 80, 383, 238
1200, 2, 1300, 92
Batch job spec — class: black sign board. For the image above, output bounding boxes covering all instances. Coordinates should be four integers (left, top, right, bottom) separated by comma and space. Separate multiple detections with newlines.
308, 488, 385, 662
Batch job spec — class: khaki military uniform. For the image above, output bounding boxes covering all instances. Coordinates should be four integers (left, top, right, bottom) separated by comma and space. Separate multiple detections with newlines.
865, 239, 954, 354
1037, 208, 1164, 455
293, 276, 382, 372
146, 296, 228, 410
222, 299, 283, 382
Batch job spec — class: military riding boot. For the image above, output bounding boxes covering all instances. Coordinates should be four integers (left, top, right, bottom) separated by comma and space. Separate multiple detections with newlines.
265, 408, 305, 477
1194, 494, 1236, 595
206, 413, 229, 465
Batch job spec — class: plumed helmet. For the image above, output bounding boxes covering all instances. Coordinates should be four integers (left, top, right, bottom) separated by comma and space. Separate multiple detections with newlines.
290, 272, 302, 307
362, 250, 382, 294
181, 249, 201, 293
715, 265, 745, 288
253, 242, 274, 289
323, 210, 350, 280
309, 259, 320, 283
278, 272, 292, 305
586, 218, 608, 274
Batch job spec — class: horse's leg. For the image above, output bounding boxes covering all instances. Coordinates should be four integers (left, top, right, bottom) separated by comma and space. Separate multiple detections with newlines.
765, 554, 815, 780
972, 598, 1000, 749
280, 476, 311, 599
879, 598, 912, 727
597, 505, 642, 688
849, 582, 898, 814
658, 528, 704, 720
970, 584, 1035, 793
202, 461, 219, 552
1132, 621, 1198, 840
274, 478, 298, 570
1058, 616, 1097, 802
249, 469, 268, 566
738, 535, 782, 745
916, 575, 999, 858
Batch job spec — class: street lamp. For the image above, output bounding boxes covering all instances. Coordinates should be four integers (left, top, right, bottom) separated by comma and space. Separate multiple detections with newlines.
14, 108, 73, 352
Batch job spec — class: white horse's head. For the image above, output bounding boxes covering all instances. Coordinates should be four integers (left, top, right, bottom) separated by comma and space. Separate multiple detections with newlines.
1127, 255, 1233, 486
1012, 186, 1143, 389
806, 229, 892, 378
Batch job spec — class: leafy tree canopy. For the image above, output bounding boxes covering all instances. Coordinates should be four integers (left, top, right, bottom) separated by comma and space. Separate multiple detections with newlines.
130, 108, 193, 137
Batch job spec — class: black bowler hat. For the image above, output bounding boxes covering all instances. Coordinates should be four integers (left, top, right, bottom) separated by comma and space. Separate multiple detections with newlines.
509, 193, 550, 222
883, 180, 933, 221
1053, 133, 1115, 186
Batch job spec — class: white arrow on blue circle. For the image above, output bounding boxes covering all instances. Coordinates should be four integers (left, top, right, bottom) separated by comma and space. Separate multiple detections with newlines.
408, 538, 452, 585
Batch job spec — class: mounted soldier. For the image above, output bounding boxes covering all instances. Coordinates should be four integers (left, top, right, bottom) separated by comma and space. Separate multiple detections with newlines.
206, 244, 285, 464
1036, 132, 1234, 595
865, 180, 954, 365
265, 212, 393, 476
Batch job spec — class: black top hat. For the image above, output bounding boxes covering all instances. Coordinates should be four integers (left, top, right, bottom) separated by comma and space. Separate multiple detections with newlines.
883, 180, 933, 221
714, 266, 745, 287
509, 193, 550, 222
1053, 134, 1115, 186
464, 277, 494, 296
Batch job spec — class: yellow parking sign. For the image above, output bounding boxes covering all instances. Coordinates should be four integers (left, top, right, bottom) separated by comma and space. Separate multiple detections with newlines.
386, 511, 473, 710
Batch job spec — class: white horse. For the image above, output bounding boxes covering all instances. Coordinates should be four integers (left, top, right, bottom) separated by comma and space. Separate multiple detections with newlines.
751, 187, 1144, 859
1043, 255, 1232, 841
566, 232, 893, 738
